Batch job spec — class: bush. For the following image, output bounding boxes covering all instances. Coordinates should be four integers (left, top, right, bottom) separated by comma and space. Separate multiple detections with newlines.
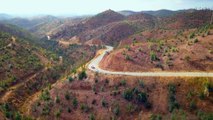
198, 92, 205, 100
68, 77, 74, 82
120, 79, 126, 86
80, 104, 89, 112
190, 33, 195, 39
196, 110, 213, 120
168, 84, 179, 112
101, 98, 108, 107
184, 55, 190, 61
78, 70, 87, 80
138, 80, 144, 88
126, 103, 135, 113
55, 109, 61, 118
105, 79, 109, 84
136, 92, 147, 103
144, 101, 152, 109
150, 51, 157, 61
189, 100, 196, 111
126, 45, 131, 51
150, 114, 162, 120
194, 39, 199, 43
72, 98, 78, 108
125, 55, 132, 61
40, 90, 50, 101
113, 106, 120, 116
65, 91, 70, 100
67, 107, 71, 113
14, 112, 22, 120
55, 95, 60, 104
122, 89, 134, 101
89, 113, 95, 120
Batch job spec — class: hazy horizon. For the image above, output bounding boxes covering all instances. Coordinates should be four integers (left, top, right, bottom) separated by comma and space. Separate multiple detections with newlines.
0, 0, 212, 17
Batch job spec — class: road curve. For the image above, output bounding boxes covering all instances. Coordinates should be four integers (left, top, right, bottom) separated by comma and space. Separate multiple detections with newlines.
88, 46, 213, 77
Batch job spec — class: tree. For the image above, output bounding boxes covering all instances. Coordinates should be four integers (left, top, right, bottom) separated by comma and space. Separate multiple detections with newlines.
72, 98, 78, 108
68, 77, 74, 82
122, 89, 134, 101
150, 51, 157, 61
78, 70, 87, 80
136, 92, 147, 103
65, 91, 70, 100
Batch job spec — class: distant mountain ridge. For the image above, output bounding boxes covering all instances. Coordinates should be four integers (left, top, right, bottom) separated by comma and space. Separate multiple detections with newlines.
0, 13, 13, 20
119, 9, 197, 17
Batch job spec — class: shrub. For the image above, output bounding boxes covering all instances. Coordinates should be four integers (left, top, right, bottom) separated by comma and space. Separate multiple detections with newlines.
101, 98, 108, 107
144, 101, 152, 109
67, 107, 71, 113
55, 95, 60, 104
95, 79, 98, 83
120, 79, 126, 86
14, 112, 22, 120
55, 109, 61, 118
125, 55, 131, 61
136, 92, 147, 103
198, 92, 205, 100
40, 90, 50, 101
196, 110, 213, 120
184, 55, 191, 61
190, 33, 195, 39
72, 98, 78, 108
122, 89, 134, 101
42, 104, 50, 115
168, 84, 179, 112
105, 79, 109, 84
0, 103, 12, 118
132, 87, 140, 94
138, 80, 144, 88
150, 114, 162, 120
150, 51, 157, 61
80, 104, 89, 112
68, 77, 74, 82
92, 85, 96, 93
189, 100, 196, 111
126, 103, 135, 113
100, 86, 104, 92
89, 113, 95, 120
194, 39, 199, 43
138, 47, 142, 52
113, 106, 120, 116
65, 91, 70, 100
126, 45, 131, 51
78, 70, 87, 80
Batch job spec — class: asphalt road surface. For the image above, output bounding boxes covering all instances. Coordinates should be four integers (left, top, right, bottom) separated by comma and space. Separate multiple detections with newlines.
88, 46, 213, 77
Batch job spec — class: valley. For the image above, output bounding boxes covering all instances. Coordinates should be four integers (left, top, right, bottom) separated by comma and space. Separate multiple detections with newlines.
0, 8, 212, 120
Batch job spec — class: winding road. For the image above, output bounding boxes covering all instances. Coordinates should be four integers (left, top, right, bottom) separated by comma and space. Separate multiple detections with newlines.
88, 46, 213, 77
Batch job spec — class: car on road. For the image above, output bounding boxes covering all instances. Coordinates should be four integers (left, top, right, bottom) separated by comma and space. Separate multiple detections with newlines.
91, 66, 95, 69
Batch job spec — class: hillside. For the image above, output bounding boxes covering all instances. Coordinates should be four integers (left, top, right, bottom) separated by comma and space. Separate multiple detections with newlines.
0, 23, 35, 40
0, 8, 212, 120
50, 10, 159, 46
0, 23, 100, 119
159, 10, 212, 29
100, 24, 213, 72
